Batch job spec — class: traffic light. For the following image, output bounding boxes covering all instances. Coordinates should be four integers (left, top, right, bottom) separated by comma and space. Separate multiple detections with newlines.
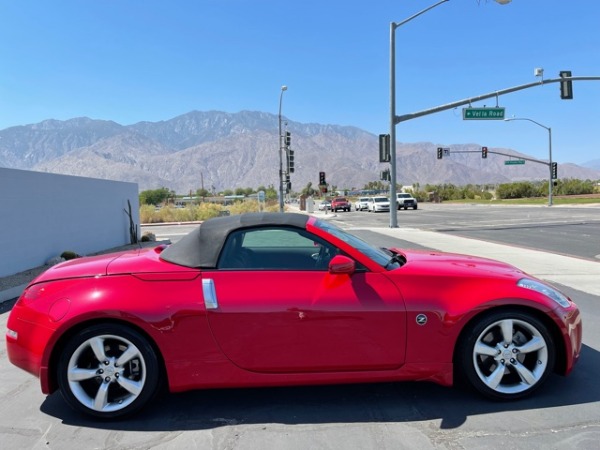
437, 147, 443, 159
379, 134, 390, 162
285, 131, 291, 147
482, 146, 488, 159
287, 149, 295, 173
551, 162, 558, 179
319, 171, 326, 185
559, 71, 573, 99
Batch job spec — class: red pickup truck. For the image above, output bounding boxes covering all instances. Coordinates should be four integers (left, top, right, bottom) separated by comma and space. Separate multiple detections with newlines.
331, 197, 351, 212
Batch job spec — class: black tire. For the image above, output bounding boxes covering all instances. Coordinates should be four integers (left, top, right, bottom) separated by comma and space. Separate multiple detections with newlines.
413, 205, 418, 210
457, 310, 555, 400
57, 323, 160, 419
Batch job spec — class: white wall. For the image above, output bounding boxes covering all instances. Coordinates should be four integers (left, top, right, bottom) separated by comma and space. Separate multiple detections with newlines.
0, 168, 139, 278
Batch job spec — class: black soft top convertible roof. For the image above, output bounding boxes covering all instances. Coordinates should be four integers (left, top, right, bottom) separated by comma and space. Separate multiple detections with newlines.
159, 212, 310, 268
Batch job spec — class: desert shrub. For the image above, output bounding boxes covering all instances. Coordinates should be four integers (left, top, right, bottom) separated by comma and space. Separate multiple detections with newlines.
496, 181, 545, 199
139, 200, 283, 224
191, 203, 225, 221
60, 251, 79, 260
228, 200, 261, 215
141, 232, 156, 242
139, 204, 157, 223
555, 178, 595, 195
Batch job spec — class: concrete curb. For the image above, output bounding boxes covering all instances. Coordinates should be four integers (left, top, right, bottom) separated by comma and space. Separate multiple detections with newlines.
0, 284, 27, 304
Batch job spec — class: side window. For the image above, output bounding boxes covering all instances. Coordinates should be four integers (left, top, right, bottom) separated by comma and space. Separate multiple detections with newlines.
218, 227, 340, 270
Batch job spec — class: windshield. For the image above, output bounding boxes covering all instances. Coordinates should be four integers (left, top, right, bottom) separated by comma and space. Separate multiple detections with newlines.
313, 219, 394, 268
374, 197, 388, 203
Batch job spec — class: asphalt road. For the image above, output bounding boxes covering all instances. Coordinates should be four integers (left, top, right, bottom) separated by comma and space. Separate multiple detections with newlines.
325, 203, 600, 261
1, 204, 599, 449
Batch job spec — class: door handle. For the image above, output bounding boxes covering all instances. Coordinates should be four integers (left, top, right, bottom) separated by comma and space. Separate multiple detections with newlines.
202, 278, 218, 310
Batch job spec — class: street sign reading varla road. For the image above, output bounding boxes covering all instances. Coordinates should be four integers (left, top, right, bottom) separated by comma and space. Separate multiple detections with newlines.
462, 107, 506, 120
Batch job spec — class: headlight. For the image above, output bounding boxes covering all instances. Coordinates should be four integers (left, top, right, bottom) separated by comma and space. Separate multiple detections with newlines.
517, 278, 571, 308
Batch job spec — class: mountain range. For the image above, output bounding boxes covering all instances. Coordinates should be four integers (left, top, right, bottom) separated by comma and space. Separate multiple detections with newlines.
1, 110, 599, 193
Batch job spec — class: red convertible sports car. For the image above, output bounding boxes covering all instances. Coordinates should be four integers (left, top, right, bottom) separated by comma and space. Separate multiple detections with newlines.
6, 212, 582, 419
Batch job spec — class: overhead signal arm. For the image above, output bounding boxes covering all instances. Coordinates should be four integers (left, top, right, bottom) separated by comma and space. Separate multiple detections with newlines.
395, 75, 600, 124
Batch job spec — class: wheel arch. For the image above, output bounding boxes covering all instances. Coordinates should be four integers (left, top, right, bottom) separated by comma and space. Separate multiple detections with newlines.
46, 318, 168, 395
452, 304, 567, 380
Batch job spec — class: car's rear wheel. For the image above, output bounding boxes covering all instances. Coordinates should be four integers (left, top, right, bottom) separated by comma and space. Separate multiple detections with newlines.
57, 323, 160, 419
458, 310, 555, 400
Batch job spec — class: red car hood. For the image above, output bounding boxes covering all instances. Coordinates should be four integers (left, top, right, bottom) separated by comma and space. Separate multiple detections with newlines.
31, 245, 191, 284
393, 248, 525, 279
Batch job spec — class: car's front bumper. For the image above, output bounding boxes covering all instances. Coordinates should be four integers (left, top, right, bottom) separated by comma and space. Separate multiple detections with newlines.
555, 305, 583, 375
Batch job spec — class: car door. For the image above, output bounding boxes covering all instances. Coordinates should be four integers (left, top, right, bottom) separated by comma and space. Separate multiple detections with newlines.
202, 226, 407, 374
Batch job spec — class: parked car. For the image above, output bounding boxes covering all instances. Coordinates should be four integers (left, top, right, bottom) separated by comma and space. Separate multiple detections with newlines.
6, 212, 582, 419
354, 197, 370, 211
368, 196, 390, 213
397, 192, 418, 210
331, 197, 351, 212
318, 200, 331, 211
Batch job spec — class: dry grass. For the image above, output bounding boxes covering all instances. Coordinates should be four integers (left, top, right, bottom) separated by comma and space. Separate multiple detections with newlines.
140, 200, 280, 223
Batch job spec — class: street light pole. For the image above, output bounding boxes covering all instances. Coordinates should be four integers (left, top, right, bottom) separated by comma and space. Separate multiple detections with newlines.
389, 0, 510, 227
278, 85, 288, 213
504, 117, 553, 206
389, 0, 449, 228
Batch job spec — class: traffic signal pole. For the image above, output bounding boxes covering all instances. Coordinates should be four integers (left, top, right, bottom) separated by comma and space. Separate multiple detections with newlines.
278, 86, 287, 213
395, 76, 600, 124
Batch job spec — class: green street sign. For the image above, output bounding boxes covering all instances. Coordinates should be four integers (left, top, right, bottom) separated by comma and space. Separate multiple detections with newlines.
462, 107, 506, 120
505, 160, 525, 165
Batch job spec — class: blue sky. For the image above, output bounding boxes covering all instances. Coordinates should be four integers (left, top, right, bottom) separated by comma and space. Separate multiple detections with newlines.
1, 0, 598, 165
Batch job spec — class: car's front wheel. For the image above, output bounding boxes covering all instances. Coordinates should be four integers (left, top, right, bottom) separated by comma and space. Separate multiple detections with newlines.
458, 310, 555, 400
57, 323, 160, 419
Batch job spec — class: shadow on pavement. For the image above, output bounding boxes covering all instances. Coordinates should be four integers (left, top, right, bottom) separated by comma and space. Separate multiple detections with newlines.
41, 344, 598, 431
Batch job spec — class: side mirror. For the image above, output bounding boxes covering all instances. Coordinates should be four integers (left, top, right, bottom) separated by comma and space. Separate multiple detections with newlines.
328, 255, 355, 275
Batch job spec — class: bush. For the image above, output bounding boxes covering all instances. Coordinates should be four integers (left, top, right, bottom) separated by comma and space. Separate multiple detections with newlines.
141, 232, 156, 242
140, 200, 281, 224
60, 251, 80, 260
139, 204, 157, 223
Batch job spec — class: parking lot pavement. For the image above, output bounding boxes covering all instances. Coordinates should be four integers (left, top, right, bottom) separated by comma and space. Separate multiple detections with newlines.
372, 227, 600, 297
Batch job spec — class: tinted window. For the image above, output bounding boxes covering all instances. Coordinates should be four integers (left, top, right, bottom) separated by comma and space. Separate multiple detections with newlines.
313, 219, 391, 268
218, 226, 339, 270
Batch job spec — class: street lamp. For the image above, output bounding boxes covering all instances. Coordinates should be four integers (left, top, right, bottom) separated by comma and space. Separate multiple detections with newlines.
504, 117, 553, 206
389, 0, 510, 227
389, 0, 449, 228
278, 85, 288, 213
